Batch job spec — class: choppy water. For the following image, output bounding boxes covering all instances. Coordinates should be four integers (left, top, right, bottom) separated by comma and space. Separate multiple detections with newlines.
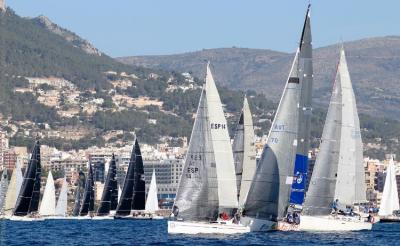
0, 220, 398, 246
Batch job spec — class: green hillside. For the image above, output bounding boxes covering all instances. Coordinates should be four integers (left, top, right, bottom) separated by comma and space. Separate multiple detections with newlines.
0, 8, 398, 159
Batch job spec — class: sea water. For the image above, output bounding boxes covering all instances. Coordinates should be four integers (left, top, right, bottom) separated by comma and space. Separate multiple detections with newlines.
0, 220, 398, 245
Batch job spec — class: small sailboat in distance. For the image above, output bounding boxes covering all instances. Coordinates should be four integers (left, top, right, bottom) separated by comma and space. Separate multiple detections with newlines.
78, 163, 95, 219
3, 161, 23, 218
379, 156, 400, 222
115, 138, 147, 220
94, 154, 118, 219
168, 63, 248, 234
0, 169, 9, 217
11, 141, 43, 221
279, 47, 372, 231
72, 171, 85, 217
39, 171, 56, 217
145, 169, 163, 219
53, 177, 68, 219
232, 96, 257, 208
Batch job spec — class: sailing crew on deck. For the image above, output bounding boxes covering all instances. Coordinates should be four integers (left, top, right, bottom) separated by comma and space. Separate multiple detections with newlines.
331, 199, 339, 214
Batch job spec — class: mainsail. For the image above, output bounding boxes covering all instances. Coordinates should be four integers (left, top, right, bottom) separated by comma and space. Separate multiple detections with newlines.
116, 139, 140, 216
79, 164, 95, 216
244, 51, 301, 220
72, 171, 85, 217
205, 63, 238, 210
39, 171, 56, 216
145, 169, 159, 213
97, 154, 118, 216
303, 47, 367, 215
303, 62, 343, 216
132, 139, 145, 210
232, 96, 256, 207
379, 157, 400, 216
290, 4, 313, 205
0, 169, 9, 213
173, 87, 219, 221
4, 164, 23, 216
14, 141, 41, 216
55, 177, 68, 217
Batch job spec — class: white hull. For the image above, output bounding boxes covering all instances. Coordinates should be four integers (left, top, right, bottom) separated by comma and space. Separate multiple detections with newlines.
240, 216, 277, 231
92, 216, 114, 220
277, 215, 372, 231
168, 220, 250, 234
44, 216, 76, 220
9, 216, 45, 222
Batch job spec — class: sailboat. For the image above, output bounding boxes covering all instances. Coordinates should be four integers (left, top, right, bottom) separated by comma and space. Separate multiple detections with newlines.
94, 154, 118, 219
232, 96, 257, 208
168, 63, 248, 234
279, 47, 372, 231
0, 169, 9, 217
77, 163, 95, 219
144, 169, 162, 219
11, 141, 43, 221
3, 161, 23, 218
46, 176, 69, 219
379, 156, 400, 222
39, 171, 56, 217
72, 171, 85, 217
240, 5, 311, 232
114, 138, 147, 220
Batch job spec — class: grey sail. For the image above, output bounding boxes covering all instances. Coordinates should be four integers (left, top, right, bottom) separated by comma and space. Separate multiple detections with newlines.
72, 171, 85, 217
233, 96, 256, 207
303, 66, 342, 216
303, 47, 367, 215
0, 169, 9, 213
173, 87, 219, 221
334, 48, 366, 205
290, 4, 313, 205
244, 49, 301, 221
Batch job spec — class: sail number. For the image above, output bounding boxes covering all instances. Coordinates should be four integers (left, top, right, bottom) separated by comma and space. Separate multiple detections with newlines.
274, 124, 285, 131
270, 137, 279, 144
186, 167, 199, 178
211, 123, 226, 130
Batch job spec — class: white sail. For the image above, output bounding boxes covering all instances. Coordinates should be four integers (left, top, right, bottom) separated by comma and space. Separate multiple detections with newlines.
379, 157, 400, 216
39, 171, 56, 216
205, 63, 238, 210
4, 164, 23, 216
118, 185, 122, 203
145, 169, 159, 213
55, 177, 68, 217
334, 48, 367, 205
233, 96, 257, 207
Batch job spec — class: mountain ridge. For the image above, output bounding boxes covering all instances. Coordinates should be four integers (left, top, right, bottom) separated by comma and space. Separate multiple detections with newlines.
117, 36, 400, 119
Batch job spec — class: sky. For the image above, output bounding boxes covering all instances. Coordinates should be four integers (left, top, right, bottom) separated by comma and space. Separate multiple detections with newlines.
6, 0, 400, 57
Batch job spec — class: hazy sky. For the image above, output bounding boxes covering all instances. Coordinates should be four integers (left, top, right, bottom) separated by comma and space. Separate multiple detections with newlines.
6, 0, 400, 57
